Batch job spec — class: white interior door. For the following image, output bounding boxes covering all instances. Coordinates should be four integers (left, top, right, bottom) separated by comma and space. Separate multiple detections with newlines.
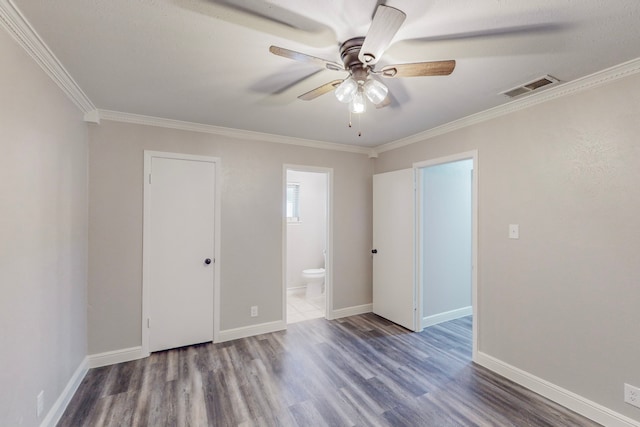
148, 155, 215, 352
372, 168, 416, 331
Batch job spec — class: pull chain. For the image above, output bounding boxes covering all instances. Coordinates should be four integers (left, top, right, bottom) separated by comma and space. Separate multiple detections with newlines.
346, 110, 362, 137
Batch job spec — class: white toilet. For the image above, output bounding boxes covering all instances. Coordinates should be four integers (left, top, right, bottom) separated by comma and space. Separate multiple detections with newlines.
302, 268, 325, 298
302, 251, 326, 298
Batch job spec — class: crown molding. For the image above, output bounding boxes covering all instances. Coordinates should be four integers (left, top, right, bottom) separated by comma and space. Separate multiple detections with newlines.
374, 57, 640, 154
5, 0, 637, 156
97, 109, 372, 155
83, 110, 100, 124
0, 0, 95, 113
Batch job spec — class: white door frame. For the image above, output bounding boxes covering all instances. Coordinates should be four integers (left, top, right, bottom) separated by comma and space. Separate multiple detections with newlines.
142, 151, 222, 356
283, 165, 334, 322
414, 150, 479, 361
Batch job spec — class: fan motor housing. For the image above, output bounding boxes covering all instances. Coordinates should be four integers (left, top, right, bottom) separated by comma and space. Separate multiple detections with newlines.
340, 37, 368, 81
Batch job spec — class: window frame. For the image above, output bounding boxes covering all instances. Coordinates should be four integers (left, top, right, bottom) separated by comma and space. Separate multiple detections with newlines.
286, 182, 301, 223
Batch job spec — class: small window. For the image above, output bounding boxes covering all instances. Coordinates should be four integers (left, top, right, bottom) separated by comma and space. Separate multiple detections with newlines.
286, 183, 300, 222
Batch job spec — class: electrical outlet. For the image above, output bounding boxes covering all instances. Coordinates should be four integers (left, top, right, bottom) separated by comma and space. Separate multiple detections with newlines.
250, 306, 258, 317
625, 383, 640, 408
37, 390, 44, 417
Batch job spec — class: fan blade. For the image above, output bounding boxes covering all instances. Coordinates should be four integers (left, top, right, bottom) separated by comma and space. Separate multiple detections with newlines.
254, 69, 324, 106
180, 1, 335, 48
270, 46, 344, 72
380, 60, 455, 78
359, 5, 406, 65
386, 23, 568, 60
298, 80, 343, 101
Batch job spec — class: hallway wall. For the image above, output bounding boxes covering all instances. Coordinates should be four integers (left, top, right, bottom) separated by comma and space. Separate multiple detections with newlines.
421, 159, 473, 320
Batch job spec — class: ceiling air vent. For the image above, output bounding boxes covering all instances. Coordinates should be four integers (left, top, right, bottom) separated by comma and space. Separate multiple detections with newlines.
502, 75, 560, 98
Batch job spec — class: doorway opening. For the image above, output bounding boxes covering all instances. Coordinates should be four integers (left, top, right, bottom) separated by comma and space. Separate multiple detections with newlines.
283, 166, 332, 324
415, 151, 478, 359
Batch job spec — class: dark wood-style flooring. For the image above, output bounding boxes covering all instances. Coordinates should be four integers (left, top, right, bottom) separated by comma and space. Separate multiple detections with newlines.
58, 314, 600, 426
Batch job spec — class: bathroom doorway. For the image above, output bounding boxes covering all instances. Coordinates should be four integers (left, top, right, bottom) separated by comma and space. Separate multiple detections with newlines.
283, 166, 332, 324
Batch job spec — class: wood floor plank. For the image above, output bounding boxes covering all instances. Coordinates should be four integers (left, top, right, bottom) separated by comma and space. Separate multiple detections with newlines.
58, 314, 601, 426
56, 365, 110, 426
288, 399, 331, 427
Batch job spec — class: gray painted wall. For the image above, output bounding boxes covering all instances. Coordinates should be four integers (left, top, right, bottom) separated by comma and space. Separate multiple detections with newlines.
3, 13, 640, 423
286, 170, 327, 289
421, 160, 472, 317
375, 73, 640, 420
88, 121, 373, 354
0, 30, 88, 425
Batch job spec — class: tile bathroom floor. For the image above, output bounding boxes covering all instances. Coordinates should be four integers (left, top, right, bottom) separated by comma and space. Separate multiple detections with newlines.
287, 290, 325, 323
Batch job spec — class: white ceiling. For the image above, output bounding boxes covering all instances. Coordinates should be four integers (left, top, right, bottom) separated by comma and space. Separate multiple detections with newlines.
11, 0, 640, 147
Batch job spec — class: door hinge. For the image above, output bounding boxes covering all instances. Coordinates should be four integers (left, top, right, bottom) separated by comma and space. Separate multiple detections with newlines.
147, 318, 150, 328
148, 173, 152, 184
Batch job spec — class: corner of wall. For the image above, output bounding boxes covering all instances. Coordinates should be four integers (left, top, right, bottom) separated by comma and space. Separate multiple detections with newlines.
40, 357, 88, 427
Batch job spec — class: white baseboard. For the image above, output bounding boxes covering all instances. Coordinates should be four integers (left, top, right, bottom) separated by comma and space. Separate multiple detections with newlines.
476, 352, 640, 427
88, 346, 147, 368
218, 320, 287, 343
87, 322, 290, 366
330, 303, 373, 320
40, 356, 88, 427
219, 302, 463, 338
422, 306, 472, 329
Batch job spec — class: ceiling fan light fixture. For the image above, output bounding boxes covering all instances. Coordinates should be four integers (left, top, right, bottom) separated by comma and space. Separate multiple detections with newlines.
349, 90, 367, 114
335, 77, 358, 103
269, 3, 457, 134
363, 79, 388, 104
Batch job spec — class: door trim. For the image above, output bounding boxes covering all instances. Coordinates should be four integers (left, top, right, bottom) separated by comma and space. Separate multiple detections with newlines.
142, 151, 222, 356
414, 150, 479, 361
282, 165, 334, 322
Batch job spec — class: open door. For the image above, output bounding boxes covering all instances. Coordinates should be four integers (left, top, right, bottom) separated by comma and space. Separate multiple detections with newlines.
372, 168, 417, 331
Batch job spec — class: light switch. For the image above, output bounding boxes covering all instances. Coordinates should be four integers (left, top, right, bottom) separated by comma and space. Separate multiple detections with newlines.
509, 224, 519, 239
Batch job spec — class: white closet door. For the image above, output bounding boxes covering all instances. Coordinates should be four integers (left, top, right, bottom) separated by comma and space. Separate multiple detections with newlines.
372, 168, 416, 331
148, 155, 215, 352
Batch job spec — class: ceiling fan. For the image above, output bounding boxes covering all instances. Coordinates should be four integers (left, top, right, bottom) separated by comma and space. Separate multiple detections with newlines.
269, 5, 455, 113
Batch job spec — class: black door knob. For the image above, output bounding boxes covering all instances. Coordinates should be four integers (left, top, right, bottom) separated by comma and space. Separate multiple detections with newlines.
371, 249, 377, 254
204, 258, 212, 265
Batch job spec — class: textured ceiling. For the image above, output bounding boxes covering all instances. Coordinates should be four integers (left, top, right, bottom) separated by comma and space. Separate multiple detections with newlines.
11, 0, 640, 147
